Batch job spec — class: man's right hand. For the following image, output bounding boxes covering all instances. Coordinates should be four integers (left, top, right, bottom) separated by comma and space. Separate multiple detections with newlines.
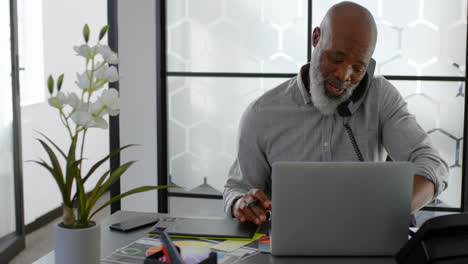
232, 189, 272, 225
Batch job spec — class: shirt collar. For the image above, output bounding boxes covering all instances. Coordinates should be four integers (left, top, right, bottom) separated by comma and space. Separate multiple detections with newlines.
296, 63, 312, 105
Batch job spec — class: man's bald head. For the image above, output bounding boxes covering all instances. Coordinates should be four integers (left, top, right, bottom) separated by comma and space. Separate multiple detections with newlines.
317, 1, 377, 56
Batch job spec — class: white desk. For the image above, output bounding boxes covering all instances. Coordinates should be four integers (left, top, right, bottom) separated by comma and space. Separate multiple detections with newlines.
33, 210, 400, 264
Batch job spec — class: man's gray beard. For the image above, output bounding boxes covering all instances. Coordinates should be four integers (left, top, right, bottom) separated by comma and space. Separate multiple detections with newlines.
309, 61, 358, 116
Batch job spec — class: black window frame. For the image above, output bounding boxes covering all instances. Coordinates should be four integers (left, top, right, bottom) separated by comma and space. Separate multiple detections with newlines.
0, 0, 26, 262
154, 0, 468, 213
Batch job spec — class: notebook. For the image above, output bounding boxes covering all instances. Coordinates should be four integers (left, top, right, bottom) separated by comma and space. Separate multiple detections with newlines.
148, 217, 259, 240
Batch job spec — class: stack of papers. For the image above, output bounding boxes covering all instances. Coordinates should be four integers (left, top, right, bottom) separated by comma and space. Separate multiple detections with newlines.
210, 234, 264, 252
102, 237, 260, 264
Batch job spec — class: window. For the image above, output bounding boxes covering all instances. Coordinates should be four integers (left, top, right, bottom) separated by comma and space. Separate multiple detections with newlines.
17, 0, 45, 106
19, 0, 109, 225
0, 0, 25, 262
0, 0, 17, 239
161, 0, 468, 214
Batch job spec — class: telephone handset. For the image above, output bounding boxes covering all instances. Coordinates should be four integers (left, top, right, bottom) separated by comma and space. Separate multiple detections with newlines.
336, 58, 376, 117
336, 58, 376, 161
396, 213, 468, 263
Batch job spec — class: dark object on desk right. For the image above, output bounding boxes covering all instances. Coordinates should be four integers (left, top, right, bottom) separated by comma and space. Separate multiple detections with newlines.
396, 213, 468, 264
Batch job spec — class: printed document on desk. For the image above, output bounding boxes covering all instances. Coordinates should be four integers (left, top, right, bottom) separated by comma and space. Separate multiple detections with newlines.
101, 237, 259, 264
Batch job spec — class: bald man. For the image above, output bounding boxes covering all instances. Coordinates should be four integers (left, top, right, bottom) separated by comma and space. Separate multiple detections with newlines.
223, 1, 448, 225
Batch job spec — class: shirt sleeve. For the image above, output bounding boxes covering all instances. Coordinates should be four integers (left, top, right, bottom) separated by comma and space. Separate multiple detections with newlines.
223, 101, 271, 217
378, 77, 449, 198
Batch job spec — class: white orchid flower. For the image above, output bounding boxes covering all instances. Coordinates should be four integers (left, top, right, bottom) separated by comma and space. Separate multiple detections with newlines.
71, 106, 108, 129
66, 92, 87, 112
89, 100, 105, 117
97, 45, 112, 57
73, 44, 93, 59
106, 54, 119, 64
71, 111, 92, 127
48, 92, 68, 109
75, 72, 89, 90
106, 66, 119, 82
94, 65, 109, 80
99, 88, 120, 116
95, 65, 119, 82
67, 92, 80, 108
94, 60, 104, 68
88, 116, 108, 129
97, 45, 119, 64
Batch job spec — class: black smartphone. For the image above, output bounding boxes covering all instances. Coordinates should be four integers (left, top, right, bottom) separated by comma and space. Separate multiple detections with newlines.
109, 216, 159, 232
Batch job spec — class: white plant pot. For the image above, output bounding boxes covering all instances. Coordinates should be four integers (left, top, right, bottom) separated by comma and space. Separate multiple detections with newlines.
54, 222, 101, 264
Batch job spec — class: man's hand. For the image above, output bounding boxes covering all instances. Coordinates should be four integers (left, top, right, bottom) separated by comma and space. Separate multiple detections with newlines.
232, 189, 272, 225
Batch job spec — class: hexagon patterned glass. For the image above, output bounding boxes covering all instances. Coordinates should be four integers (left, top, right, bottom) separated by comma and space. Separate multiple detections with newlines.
167, 0, 308, 73
390, 80, 465, 208
168, 77, 288, 193
312, 0, 467, 76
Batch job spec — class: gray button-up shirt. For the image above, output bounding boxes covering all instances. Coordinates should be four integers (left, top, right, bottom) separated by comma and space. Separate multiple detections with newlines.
223, 65, 449, 217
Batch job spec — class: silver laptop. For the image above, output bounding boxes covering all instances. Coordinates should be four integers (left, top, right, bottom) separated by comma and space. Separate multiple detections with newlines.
271, 162, 415, 256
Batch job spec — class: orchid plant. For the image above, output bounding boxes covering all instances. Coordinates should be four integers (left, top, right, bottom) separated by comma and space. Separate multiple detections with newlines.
33, 24, 167, 228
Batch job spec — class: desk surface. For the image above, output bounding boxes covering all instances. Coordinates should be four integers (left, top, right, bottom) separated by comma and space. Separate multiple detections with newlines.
33, 211, 396, 264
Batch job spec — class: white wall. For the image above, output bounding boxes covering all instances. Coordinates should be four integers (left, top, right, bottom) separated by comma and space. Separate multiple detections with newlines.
118, 0, 158, 212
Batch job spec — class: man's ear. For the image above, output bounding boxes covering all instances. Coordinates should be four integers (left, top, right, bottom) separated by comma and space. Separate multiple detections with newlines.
312, 27, 320, 47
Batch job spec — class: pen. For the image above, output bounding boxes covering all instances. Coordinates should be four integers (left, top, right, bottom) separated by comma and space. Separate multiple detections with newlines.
159, 231, 184, 264
247, 199, 260, 208
247, 200, 272, 220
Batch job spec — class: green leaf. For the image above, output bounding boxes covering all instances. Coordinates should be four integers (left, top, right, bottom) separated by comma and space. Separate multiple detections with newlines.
82, 144, 137, 185
30, 160, 71, 207
83, 24, 90, 43
47, 75, 54, 94
31, 160, 65, 193
65, 136, 79, 198
94, 161, 136, 200
57, 74, 64, 91
74, 166, 87, 222
68, 159, 84, 203
38, 139, 64, 186
99, 25, 109, 40
89, 185, 169, 220
37, 139, 71, 205
85, 170, 110, 215
36, 131, 67, 159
